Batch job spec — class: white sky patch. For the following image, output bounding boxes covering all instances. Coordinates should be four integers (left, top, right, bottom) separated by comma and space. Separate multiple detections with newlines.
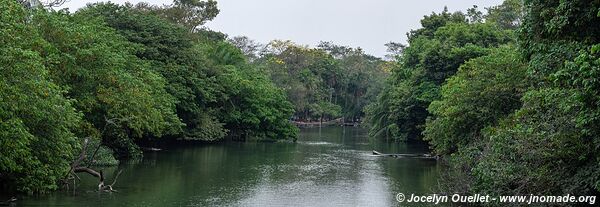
59, 0, 504, 57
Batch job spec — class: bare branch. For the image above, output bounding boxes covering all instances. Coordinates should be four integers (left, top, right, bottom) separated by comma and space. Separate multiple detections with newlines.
42, 0, 68, 7
109, 170, 123, 186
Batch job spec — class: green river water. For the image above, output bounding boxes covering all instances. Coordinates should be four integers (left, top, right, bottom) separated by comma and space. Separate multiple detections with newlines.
19, 126, 440, 206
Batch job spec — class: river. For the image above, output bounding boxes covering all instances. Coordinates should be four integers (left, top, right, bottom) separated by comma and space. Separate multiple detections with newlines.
21, 126, 440, 206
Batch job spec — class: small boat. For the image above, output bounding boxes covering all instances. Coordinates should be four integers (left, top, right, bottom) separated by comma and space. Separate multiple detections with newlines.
141, 147, 162, 152
372, 150, 438, 159
0, 197, 17, 206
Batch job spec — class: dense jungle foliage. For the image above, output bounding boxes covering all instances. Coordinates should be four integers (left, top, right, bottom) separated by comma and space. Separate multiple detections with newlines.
365, 0, 600, 201
0, 0, 387, 193
0, 0, 300, 193
3, 0, 600, 201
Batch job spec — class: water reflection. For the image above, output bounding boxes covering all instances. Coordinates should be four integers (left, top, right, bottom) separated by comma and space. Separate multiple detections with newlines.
22, 126, 439, 206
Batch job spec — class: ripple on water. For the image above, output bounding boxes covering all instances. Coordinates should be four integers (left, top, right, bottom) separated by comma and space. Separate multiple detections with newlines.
297, 141, 340, 146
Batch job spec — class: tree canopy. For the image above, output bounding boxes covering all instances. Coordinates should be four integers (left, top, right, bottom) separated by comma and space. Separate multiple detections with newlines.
4, 0, 600, 199
365, 8, 514, 141
1, 0, 298, 193
366, 0, 600, 199
253, 40, 387, 123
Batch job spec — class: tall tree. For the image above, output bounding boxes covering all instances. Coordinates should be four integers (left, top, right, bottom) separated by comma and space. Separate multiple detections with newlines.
424, 46, 528, 155
365, 8, 514, 141
35, 9, 182, 157
470, 0, 600, 196
0, 0, 81, 193
137, 0, 219, 33
228, 36, 263, 61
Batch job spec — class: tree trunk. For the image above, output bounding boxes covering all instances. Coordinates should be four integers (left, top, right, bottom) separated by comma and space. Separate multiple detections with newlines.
65, 137, 123, 192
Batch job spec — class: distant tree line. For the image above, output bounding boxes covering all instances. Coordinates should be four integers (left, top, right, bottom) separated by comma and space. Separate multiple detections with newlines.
226, 38, 389, 124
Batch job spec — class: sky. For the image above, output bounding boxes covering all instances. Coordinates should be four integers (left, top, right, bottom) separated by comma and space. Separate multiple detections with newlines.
59, 0, 504, 57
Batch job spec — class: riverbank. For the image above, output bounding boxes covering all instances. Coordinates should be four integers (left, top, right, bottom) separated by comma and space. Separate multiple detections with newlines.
292, 118, 361, 128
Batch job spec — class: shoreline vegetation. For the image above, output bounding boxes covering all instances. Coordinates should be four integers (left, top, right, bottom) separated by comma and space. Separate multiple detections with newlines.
292, 118, 360, 128
2, 0, 600, 204
1, 0, 386, 195
364, 0, 600, 200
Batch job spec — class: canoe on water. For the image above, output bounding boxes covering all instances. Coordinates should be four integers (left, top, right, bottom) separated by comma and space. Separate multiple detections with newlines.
372, 150, 438, 159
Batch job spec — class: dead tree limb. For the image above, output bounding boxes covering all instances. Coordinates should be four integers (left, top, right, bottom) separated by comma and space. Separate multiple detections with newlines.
64, 116, 131, 192
72, 167, 122, 192
73, 167, 104, 190
87, 117, 118, 167
62, 137, 90, 189
103, 169, 123, 192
